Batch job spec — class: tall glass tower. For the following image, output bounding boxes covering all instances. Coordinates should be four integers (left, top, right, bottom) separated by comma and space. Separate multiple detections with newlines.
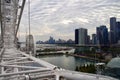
96, 25, 109, 46
110, 17, 117, 44
75, 28, 88, 45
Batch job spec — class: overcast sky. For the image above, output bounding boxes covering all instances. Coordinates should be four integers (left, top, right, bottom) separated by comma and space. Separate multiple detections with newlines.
19, 0, 120, 42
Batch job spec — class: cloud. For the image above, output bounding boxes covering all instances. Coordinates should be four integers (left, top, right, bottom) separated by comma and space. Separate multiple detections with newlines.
75, 18, 89, 24
61, 20, 73, 25
20, 0, 120, 41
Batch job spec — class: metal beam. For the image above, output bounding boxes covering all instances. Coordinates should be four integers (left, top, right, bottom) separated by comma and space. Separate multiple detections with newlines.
0, 0, 3, 48
1, 57, 28, 60
15, 0, 26, 38
0, 64, 45, 69
20, 51, 57, 69
2, 61, 35, 65
0, 68, 51, 77
2, 57, 29, 64
0, 48, 5, 62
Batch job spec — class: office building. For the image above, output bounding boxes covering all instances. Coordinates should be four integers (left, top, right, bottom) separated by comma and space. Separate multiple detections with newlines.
116, 22, 120, 43
75, 29, 79, 44
87, 35, 91, 44
110, 17, 117, 44
92, 34, 97, 45
48, 36, 55, 44
96, 25, 109, 45
75, 28, 88, 45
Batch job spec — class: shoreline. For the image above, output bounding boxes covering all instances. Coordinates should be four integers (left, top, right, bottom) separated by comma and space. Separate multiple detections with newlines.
36, 52, 106, 62
69, 54, 106, 62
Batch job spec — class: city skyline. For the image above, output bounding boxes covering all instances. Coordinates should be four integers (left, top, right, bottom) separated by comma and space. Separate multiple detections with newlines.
75, 17, 120, 45
20, 0, 120, 41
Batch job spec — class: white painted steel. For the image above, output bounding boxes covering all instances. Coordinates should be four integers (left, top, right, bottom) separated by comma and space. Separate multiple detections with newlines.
0, 0, 118, 80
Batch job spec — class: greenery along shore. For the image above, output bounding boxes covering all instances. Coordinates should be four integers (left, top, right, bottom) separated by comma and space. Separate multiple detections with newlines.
69, 54, 106, 62
75, 64, 96, 74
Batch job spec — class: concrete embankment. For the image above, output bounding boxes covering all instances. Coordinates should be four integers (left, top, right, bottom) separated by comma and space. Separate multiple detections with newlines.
69, 54, 106, 62
36, 52, 65, 56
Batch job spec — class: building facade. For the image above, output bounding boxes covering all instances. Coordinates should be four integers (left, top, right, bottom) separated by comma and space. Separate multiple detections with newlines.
87, 35, 91, 44
92, 34, 97, 45
110, 17, 117, 44
96, 25, 109, 46
116, 22, 120, 43
75, 29, 79, 44
75, 28, 88, 45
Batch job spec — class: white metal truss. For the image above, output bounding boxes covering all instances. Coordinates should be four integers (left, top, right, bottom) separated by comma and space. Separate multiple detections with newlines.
0, 0, 118, 80
0, 48, 117, 80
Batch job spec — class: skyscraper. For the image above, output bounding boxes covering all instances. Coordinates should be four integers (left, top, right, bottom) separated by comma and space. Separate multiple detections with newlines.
116, 22, 120, 42
110, 17, 117, 44
75, 29, 79, 44
75, 28, 88, 45
96, 25, 109, 46
92, 34, 97, 45
48, 36, 55, 44
87, 35, 91, 44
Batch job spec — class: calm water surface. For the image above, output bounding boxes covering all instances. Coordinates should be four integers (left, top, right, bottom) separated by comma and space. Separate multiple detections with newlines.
37, 54, 94, 71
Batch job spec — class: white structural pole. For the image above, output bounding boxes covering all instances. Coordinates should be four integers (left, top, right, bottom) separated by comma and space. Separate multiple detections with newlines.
56, 75, 60, 80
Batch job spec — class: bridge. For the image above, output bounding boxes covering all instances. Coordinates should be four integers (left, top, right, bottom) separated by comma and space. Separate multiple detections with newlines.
0, 0, 118, 80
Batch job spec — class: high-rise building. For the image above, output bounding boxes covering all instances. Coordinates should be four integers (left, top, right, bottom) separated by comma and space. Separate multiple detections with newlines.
96, 25, 109, 46
75, 28, 88, 45
110, 17, 117, 44
48, 36, 55, 44
108, 32, 111, 44
87, 35, 91, 44
110, 17, 116, 31
92, 34, 97, 45
116, 22, 120, 43
75, 29, 79, 44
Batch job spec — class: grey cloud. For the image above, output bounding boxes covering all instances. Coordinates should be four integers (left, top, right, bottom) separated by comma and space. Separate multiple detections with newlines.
20, 0, 120, 41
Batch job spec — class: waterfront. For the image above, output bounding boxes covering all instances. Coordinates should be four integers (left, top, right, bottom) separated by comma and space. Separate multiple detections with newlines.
37, 54, 94, 71
35, 44, 120, 79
